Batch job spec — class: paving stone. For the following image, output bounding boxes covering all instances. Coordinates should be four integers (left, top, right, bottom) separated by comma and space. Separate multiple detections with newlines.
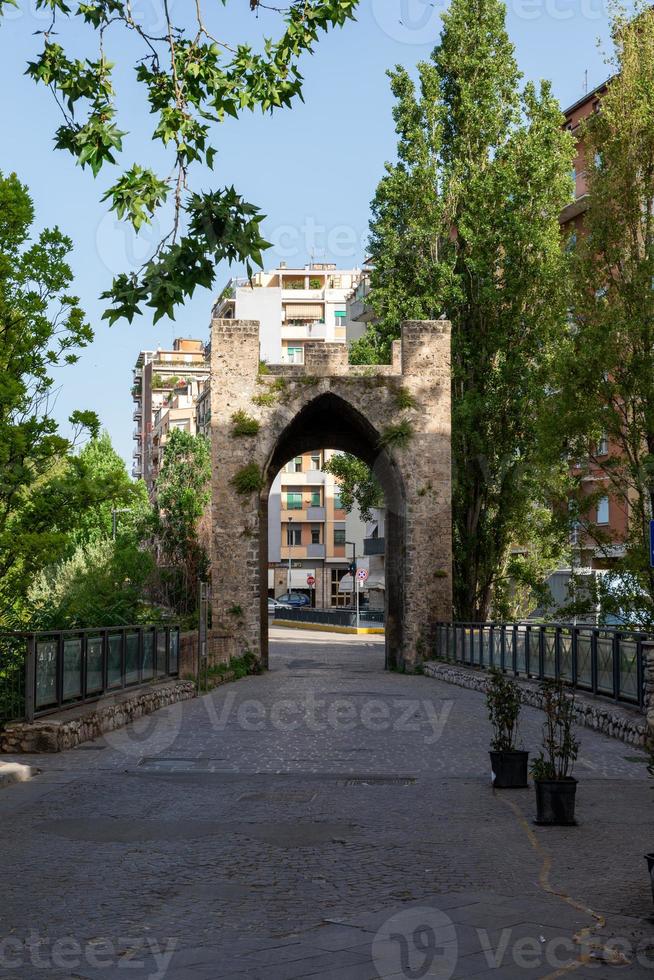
1, 630, 654, 980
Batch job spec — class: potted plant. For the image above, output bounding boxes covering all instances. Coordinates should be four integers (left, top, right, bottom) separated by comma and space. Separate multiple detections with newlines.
486, 668, 528, 788
530, 680, 579, 825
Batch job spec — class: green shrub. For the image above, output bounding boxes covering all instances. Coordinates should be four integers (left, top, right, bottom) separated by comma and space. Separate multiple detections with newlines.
231, 410, 260, 437
379, 419, 414, 450
394, 386, 417, 410
231, 463, 264, 495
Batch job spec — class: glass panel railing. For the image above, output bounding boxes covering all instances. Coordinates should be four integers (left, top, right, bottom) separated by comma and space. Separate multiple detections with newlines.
86, 636, 104, 693
107, 633, 123, 689
62, 637, 82, 701
36, 639, 57, 709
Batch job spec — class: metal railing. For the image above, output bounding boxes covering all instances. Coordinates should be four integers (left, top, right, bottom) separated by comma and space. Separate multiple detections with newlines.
0, 625, 180, 727
433, 622, 648, 707
274, 607, 385, 628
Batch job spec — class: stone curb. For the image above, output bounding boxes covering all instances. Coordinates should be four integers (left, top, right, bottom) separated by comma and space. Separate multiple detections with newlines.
0, 762, 38, 788
423, 660, 648, 747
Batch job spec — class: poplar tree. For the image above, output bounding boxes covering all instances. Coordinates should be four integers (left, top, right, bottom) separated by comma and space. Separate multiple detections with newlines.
555, 5, 654, 626
352, 0, 573, 619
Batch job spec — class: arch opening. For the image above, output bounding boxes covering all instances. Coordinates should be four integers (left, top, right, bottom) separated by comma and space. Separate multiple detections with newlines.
259, 393, 405, 671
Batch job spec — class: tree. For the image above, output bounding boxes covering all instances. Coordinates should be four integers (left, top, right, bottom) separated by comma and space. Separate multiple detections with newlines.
554, 4, 654, 627
153, 428, 211, 618
352, 0, 574, 619
3, 432, 152, 625
0, 170, 97, 622
0, 1, 359, 324
28, 538, 154, 629
322, 453, 383, 522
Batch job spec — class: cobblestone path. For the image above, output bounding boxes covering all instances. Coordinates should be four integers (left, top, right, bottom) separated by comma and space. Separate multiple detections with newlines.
1, 628, 654, 978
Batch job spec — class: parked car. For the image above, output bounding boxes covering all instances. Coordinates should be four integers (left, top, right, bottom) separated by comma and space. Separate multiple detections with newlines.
268, 598, 293, 615
275, 592, 311, 607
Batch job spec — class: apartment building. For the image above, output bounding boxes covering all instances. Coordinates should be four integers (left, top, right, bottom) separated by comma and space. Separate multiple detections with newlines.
559, 80, 632, 572
131, 338, 209, 496
268, 450, 366, 607
213, 262, 361, 365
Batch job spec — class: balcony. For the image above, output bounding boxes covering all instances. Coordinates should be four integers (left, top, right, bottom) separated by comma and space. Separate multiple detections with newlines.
307, 506, 326, 521
133, 408, 142, 420
281, 322, 327, 341
364, 537, 385, 556
307, 544, 326, 559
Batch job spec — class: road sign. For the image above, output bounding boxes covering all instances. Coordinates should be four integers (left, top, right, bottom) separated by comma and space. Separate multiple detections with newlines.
307, 575, 315, 586
356, 568, 369, 582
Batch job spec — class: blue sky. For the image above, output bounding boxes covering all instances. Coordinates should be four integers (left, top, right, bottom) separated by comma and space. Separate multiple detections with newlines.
0, 0, 614, 466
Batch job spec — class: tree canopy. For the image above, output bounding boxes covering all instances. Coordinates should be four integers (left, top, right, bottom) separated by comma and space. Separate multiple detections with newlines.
1, 0, 359, 324
351, 0, 574, 619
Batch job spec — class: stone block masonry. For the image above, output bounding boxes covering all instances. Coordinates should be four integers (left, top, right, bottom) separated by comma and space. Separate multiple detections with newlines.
0, 680, 196, 753
209, 318, 453, 671
423, 660, 648, 747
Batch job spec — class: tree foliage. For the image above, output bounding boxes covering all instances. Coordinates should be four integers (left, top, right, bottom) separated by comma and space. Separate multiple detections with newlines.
153, 428, 211, 617
28, 537, 154, 630
352, 0, 574, 619
0, 170, 99, 622
322, 453, 383, 523
553, 3, 654, 628
1, 0, 359, 323
4, 432, 152, 626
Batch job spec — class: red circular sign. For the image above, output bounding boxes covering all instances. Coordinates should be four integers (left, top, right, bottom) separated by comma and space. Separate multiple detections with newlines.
307, 575, 316, 586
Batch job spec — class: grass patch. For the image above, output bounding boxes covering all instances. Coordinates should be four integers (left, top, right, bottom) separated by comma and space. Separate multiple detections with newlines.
231, 463, 264, 495
394, 385, 418, 410
227, 604, 243, 617
379, 419, 414, 450
231, 410, 260, 437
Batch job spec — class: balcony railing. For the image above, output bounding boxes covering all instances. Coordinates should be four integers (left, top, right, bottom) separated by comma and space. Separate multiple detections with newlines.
433, 621, 649, 707
0, 625, 180, 727
364, 536, 385, 556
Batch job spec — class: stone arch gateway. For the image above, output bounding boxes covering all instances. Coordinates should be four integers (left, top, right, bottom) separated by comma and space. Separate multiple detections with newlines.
210, 317, 453, 671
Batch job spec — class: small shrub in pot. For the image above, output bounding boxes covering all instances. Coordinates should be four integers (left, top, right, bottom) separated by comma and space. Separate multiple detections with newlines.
530, 679, 579, 825
486, 668, 528, 788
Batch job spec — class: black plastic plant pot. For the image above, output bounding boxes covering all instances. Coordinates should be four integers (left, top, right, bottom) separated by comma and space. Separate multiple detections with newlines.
534, 777, 577, 825
644, 854, 654, 903
490, 750, 529, 789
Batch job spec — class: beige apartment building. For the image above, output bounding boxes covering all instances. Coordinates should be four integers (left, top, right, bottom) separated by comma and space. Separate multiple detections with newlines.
131, 338, 209, 495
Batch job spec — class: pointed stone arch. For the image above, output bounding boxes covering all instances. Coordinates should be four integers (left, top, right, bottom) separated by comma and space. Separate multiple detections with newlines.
210, 318, 452, 671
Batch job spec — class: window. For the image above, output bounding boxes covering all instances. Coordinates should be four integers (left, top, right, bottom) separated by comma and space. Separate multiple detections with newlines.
331, 568, 348, 607
310, 453, 321, 470
286, 526, 302, 546
286, 346, 304, 364
597, 432, 608, 455
311, 526, 321, 545
311, 489, 321, 507
334, 529, 346, 546
286, 457, 302, 473
334, 310, 347, 324
596, 497, 609, 525
334, 493, 344, 510
286, 491, 303, 510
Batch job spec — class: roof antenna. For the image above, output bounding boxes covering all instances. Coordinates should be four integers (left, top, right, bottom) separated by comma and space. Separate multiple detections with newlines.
584, 69, 588, 94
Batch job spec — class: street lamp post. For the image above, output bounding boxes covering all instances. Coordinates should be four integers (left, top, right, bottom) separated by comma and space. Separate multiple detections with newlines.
111, 507, 132, 540
287, 517, 293, 596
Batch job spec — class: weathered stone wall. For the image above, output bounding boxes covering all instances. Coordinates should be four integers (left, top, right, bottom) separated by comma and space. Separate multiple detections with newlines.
210, 318, 453, 670
1, 680, 196, 753
423, 660, 648, 747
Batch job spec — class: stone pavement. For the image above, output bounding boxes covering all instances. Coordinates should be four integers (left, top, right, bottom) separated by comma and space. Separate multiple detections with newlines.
1, 627, 654, 979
